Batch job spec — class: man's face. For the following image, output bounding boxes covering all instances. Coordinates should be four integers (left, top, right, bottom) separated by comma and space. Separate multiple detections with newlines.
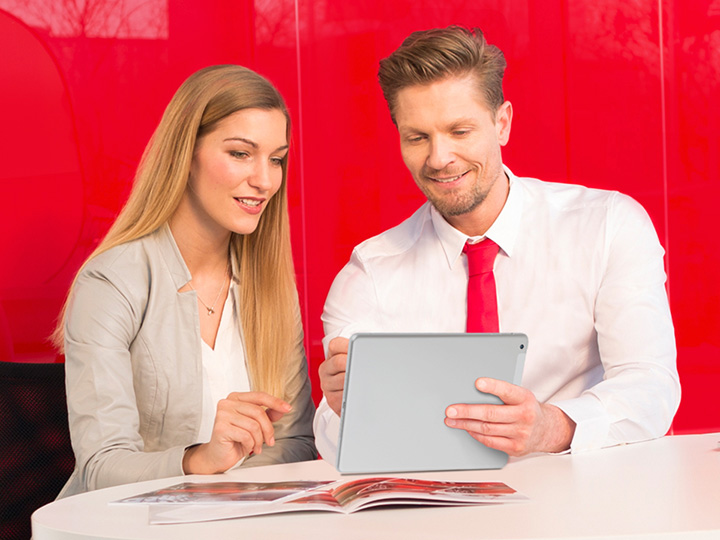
395, 75, 512, 231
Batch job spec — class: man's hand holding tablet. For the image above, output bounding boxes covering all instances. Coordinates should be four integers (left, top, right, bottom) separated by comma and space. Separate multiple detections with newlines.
445, 378, 576, 456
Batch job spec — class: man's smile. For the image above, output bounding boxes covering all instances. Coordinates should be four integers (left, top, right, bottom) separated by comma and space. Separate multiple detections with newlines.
426, 170, 470, 184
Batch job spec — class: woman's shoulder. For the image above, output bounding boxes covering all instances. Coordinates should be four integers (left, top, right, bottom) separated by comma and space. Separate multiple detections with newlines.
83, 231, 158, 277
77, 225, 189, 302
77, 228, 178, 299
67, 235, 158, 337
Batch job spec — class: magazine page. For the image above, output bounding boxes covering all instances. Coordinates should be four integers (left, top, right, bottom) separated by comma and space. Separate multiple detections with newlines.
117, 480, 332, 505
117, 480, 336, 524
147, 498, 344, 524
145, 482, 349, 524
328, 477, 526, 512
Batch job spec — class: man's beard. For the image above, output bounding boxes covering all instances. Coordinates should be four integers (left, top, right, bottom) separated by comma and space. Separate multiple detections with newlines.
417, 175, 490, 218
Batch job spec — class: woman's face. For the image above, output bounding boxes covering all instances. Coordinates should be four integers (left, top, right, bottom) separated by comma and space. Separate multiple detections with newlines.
185, 107, 288, 238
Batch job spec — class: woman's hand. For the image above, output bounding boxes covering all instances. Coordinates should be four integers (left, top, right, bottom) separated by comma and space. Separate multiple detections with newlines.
182, 391, 291, 474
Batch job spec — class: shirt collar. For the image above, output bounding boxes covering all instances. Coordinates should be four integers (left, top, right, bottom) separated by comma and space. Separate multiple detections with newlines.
157, 222, 193, 289
431, 164, 523, 269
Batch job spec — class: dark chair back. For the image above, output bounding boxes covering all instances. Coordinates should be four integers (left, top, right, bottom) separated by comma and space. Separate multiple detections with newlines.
0, 362, 74, 540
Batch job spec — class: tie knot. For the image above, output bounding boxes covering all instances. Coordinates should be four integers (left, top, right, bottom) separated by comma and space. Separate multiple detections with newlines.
463, 239, 499, 276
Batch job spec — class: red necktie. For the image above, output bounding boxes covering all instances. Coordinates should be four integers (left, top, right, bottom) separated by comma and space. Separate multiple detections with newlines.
463, 239, 500, 332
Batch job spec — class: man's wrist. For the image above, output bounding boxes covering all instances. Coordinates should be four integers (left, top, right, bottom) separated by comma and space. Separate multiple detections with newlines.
540, 404, 576, 453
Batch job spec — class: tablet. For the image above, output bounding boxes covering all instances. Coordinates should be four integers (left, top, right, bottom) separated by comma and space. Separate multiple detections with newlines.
336, 333, 527, 474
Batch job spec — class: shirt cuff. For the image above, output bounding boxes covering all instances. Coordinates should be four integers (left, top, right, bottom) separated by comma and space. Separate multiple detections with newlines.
550, 395, 611, 453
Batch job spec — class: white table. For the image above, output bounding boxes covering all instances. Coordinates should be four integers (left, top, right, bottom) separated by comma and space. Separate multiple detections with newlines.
32, 433, 720, 540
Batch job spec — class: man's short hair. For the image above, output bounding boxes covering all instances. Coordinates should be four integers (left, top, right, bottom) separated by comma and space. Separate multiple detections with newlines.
378, 26, 507, 124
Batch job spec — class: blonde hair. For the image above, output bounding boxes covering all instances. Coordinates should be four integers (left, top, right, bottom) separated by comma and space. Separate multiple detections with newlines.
378, 26, 507, 124
53, 65, 297, 398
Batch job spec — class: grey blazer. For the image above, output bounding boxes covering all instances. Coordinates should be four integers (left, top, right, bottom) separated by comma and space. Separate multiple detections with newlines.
59, 225, 316, 498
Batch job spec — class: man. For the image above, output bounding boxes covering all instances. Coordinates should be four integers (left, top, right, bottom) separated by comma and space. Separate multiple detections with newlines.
314, 26, 680, 463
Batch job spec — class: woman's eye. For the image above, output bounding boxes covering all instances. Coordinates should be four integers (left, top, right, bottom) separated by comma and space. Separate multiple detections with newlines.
270, 157, 285, 167
230, 150, 248, 159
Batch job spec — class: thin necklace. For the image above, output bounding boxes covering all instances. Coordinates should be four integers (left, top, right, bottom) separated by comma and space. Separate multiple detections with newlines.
188, 275, 229, 316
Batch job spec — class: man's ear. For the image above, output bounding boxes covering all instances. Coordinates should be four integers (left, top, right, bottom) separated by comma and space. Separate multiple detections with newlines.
496, 101, 513, 146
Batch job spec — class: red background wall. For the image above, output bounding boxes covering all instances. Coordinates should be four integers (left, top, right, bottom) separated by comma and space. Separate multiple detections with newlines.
0, 0, 717, 433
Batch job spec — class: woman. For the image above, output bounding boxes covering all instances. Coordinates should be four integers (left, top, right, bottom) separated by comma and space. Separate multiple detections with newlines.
53, 65, 316, 497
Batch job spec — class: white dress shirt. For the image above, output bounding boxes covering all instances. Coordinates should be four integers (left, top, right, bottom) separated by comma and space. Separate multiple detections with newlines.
197, 284, 251, 444
314, 167, 680, 463
196, 284, 251, 469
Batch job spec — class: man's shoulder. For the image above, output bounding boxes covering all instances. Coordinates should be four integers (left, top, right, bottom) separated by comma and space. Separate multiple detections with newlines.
352, 202, 434, 263
513, 174, 654, 244
517, 174, 612, 202
515, 174, 641, 213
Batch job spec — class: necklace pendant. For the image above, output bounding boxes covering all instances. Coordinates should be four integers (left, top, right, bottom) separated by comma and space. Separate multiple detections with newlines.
207, 307, 215, 315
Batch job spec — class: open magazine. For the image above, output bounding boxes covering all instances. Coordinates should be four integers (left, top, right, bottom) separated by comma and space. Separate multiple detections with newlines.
116, 478, 527, 524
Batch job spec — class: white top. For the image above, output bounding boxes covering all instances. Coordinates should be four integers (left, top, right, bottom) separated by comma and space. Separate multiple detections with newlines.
197, 285, 251, 455
31, 433, 720, 540
315, 167, 680, 464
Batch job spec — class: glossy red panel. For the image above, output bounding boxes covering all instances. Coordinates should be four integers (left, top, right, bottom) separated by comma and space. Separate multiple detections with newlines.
1, 0, 718, 432
0, 10, 83, 361
662, 0, 720, 433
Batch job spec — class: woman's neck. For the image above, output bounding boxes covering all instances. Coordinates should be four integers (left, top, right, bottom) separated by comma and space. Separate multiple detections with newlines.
168, 213, 231, 278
